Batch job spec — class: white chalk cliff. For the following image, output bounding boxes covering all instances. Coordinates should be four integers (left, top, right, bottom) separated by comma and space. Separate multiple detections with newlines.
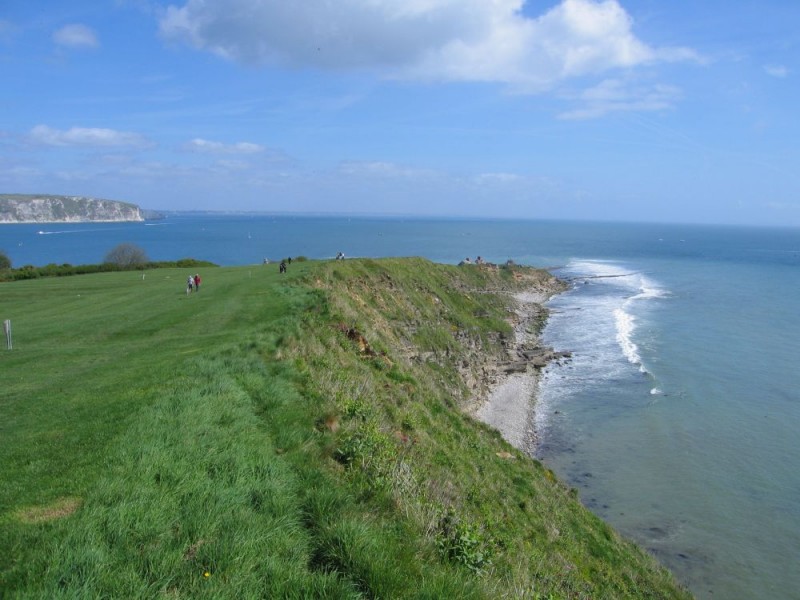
0, 195, 144, 223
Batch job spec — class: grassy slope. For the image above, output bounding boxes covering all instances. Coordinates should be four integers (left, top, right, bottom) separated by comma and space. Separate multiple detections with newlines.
0, 259, 691, 599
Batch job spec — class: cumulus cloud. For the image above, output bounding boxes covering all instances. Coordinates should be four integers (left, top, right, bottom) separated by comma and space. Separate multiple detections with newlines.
183, 138, 265, 154
159, 0, 698, 91
29, 125, 150, 148
53, 24, 99, 49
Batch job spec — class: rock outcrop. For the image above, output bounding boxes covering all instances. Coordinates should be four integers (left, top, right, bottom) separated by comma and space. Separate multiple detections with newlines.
0, 194, 144, 223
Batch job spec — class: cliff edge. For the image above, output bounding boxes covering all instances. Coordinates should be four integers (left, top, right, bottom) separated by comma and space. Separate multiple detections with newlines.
0, 194, 143, 223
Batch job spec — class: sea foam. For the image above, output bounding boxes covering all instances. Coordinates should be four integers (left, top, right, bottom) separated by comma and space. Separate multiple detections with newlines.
614, 307, 644, 370
566, 260, 666, 376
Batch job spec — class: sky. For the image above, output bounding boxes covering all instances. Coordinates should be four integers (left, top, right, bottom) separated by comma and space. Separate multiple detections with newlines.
1, 0, 799, 226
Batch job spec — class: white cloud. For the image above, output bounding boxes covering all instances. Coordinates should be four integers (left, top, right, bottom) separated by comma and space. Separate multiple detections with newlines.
183, 138, 265, 154
766, 201, 798, 212
213, 159, 252, 170
474, 172, 523, 184
338, 160, 438, 179
29, 125, 150, 148
159, 0, 698, 91
764, 64, 789, 78
53, 24, 99, 49
558, 78, 681, 119
0, 165, 41, 180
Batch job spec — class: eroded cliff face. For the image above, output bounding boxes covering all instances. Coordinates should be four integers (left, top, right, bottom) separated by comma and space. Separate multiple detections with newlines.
0, 195, 143, 223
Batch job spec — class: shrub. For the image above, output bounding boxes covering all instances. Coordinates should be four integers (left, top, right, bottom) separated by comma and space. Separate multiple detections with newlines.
104, 243, 148, 268
0, 250, 10, 270
175, 258, 213, 268
334, 421, 396, 488
435, 509, 494, 575
340, 397, 370, 421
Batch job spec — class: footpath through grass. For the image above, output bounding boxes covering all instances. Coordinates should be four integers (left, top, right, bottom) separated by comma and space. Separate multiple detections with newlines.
0, 258, 692, 599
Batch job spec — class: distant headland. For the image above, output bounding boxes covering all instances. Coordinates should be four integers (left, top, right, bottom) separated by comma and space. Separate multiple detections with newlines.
0, 194, 148, 223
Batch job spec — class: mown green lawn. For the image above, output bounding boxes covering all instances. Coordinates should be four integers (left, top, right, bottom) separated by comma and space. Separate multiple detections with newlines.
0, 264, 343, 597
1, 265, 303, 513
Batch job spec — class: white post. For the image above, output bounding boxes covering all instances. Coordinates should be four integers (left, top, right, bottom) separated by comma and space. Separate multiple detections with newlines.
4, 319, 11, 350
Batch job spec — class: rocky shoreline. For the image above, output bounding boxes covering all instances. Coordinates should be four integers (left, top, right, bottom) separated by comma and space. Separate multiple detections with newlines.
474, 286, 571, 453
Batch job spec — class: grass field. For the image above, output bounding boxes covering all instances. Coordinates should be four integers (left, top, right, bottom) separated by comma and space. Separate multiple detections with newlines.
0, 258, 692, 598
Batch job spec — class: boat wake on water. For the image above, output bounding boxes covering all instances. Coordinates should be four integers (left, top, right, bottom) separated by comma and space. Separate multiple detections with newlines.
37, 227, 117, 235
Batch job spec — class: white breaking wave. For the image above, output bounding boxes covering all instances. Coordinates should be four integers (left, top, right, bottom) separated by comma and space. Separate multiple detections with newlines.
562, 259, 667, 375
618, 276, 667, 374
614, 307, 643, 370
570, 259, 633, 281
571, 259, 667, 297
631, 284, 668, 301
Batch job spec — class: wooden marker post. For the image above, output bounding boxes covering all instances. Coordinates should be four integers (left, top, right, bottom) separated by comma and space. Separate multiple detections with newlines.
4, 319, 11, 350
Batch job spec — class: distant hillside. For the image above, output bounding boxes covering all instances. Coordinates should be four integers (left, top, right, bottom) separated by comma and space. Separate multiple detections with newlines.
0, 194, 144, 223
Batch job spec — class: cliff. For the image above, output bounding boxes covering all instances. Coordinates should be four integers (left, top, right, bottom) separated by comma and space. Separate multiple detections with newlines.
0, 258, 692, 598
0, 194, 143, 223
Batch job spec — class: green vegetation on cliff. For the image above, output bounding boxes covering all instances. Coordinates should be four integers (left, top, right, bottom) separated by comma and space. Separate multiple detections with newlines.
0, 258, 690, 598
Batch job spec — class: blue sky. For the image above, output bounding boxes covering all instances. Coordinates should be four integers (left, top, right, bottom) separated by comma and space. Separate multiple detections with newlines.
1, 1, 798, 225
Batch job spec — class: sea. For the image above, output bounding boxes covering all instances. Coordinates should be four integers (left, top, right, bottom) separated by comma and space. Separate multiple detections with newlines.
2, 215, 799, 599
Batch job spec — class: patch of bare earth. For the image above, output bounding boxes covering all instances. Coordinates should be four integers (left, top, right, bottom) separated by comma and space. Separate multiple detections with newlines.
15, 497, 82, 524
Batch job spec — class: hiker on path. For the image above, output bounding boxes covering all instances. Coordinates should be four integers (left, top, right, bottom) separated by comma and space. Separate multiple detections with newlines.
279, 260, 287, 274
186, 275, 194, 295
194, 274, 201, 292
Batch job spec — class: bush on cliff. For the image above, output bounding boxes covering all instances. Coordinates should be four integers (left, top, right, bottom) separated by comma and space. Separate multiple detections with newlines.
104, 242, 149, 267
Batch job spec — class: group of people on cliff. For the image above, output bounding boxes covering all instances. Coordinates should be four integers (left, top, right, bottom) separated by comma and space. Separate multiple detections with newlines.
459, 256, 485, 266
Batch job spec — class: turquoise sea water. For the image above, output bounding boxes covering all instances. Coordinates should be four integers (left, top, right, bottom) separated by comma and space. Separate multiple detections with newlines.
2, 216, 798, 598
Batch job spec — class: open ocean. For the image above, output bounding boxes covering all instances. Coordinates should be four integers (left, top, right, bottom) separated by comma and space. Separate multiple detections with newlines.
2, 215, 799, 599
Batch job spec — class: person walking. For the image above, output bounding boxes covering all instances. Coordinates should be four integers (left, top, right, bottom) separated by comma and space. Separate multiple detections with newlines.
186, 275, 194, 295
194, 273, 201, 292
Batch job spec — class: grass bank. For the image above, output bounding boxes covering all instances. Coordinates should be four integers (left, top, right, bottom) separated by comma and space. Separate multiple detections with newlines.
0, 258, 691, 598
